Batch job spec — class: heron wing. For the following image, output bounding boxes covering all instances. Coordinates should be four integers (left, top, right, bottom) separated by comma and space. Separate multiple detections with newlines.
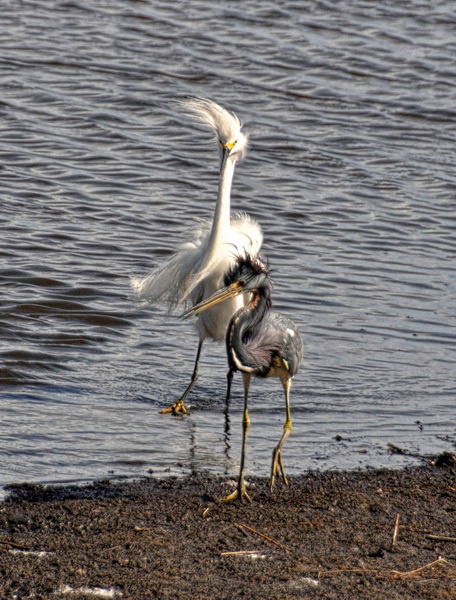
272, 313, 303, 377
254, 313, 303, 377
242, 327, 283, 374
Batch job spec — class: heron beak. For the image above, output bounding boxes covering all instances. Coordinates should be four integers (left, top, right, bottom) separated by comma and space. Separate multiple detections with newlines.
181, 280, 245, 319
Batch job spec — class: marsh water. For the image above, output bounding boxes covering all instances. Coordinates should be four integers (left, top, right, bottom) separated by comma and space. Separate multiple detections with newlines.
1, 1, 455, 494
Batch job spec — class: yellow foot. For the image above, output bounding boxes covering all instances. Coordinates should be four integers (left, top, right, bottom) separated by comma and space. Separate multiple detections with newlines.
223, 482, 252, 503
160, 399, 188, 415
270, 447, 288, 491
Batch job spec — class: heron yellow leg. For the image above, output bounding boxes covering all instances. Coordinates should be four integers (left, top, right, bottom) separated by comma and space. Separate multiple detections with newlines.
270, 377, 292, 491
224, 372, 252, 503
160, 341, 203, 415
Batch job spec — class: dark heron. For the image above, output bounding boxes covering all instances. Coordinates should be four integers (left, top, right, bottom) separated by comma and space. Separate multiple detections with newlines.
131, 98, 262, 415
182, 253, 303, 502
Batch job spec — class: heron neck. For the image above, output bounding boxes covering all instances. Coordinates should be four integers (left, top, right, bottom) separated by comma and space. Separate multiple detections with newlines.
206, 157, 236, 255
227, 291, 272, 372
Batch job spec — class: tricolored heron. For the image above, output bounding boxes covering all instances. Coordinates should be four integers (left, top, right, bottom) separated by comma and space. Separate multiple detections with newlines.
182, 253, 303, 501
131, 99, 262, 414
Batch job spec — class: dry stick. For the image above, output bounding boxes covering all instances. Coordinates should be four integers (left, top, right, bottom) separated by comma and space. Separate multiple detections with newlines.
237, 523, 292, 552
426, 535, 456, 543
391, 556, 451, 579
319, 557, 453, 579
234, 523, 250, 538
0, 539, 32, 551
318, 567, 381, 577
221, 550, 265, 556
392, 513, 400, 547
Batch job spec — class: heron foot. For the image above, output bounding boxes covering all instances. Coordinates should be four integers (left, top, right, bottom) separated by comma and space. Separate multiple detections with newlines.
160, 398, 189, 415
223, 480, 252, 503
270, 447, 288, 491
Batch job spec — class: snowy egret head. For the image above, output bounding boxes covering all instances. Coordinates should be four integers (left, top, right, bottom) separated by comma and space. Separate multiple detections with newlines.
180, 98, 248, 172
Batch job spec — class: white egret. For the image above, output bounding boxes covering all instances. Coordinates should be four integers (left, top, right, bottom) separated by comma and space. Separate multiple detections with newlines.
131, 98, 263, 414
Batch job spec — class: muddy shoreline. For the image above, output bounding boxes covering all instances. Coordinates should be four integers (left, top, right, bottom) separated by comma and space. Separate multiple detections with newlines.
1, 458, 455, 599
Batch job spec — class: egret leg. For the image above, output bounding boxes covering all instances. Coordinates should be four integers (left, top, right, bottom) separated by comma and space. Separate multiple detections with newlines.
270, 376, 292, 491
160, 341, 203, 415
224, 372, 252, 502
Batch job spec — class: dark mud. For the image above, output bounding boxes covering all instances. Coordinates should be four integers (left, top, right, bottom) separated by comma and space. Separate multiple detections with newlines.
1, 459, 455, 599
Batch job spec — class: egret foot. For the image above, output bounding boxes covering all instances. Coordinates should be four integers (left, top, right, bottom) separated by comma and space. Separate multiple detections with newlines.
223, 480, 252, 503
270, 447, 288, 491
160, 398, 189, 415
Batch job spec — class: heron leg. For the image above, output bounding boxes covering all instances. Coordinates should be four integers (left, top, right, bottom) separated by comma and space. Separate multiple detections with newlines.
223, 369, 234, 456
160, 341, 203, 415
225, 368, 234, 406
223, 371, 232, 466
224, 372, 252, 503
270, 376, 292, 491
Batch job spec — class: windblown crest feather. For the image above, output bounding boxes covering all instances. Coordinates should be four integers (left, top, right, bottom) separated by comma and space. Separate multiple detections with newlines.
180, 97, 245, 146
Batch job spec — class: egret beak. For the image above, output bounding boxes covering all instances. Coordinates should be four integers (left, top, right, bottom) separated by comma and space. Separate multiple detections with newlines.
220, 142, 235, 175
181, 280, 245, 319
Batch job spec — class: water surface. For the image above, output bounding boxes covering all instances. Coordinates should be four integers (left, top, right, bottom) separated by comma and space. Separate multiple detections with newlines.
1, 0, 455, 494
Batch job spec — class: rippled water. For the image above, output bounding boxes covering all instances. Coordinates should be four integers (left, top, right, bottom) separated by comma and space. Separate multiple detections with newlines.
1, 0, 455, 494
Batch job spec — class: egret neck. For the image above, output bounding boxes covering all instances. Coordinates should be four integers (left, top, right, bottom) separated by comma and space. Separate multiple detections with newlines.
202, 154, 236, 270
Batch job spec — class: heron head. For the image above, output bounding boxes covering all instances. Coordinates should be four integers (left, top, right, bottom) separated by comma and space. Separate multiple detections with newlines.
180, 253, 271, 319
225, 253, 270, 292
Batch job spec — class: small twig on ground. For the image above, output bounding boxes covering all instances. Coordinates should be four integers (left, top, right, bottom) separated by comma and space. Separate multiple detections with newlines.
0, 539, 32, 551
391, 556, 451, 579
386, 443, 425, 459
319, 567, 380, 577
426, 535, 456, 543
318, 557, 455, 580
392, 513, 400, 547
221, 550, 265, 556
234, 523, 250, 538
237, 523, 292, 552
